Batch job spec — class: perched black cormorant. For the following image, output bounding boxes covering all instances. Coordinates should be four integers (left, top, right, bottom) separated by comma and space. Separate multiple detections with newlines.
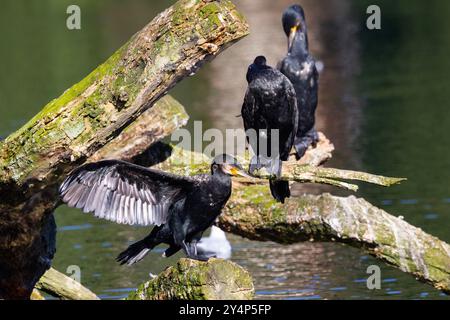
279, 4, 319, 160
242, 56, 298, 203
59, 154, 250, 264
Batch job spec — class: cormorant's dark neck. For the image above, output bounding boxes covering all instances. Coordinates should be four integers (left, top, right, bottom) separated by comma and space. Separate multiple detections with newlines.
212, 170, 232, 186
254, 65, 271, 73
247, 65, 271, 83
289, 31, 309, 58
211, 171, 232, 200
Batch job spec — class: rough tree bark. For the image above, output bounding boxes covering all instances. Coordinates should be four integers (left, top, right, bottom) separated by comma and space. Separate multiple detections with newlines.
220, 190, 450, 294
89, 95, 188, 162
36, 267, 99, 300
127, 258, 254, 300
0, 0, 249, 299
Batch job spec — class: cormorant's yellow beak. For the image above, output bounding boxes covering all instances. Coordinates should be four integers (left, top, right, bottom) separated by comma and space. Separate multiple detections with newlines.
288, 25, 299, 50
224, 165, 253, 178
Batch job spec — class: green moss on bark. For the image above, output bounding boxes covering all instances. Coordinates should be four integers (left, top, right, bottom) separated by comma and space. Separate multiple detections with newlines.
127, 258, 254, 300
0, 0, 249, 184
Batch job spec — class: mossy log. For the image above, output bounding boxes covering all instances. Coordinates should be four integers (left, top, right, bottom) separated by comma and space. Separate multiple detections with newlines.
144, 142, 448, 294
89, 95, 188, 162
35, 268, 99, 300
219, 190, 450, 294
0, 0, 249, 299
127, 258, 254, 300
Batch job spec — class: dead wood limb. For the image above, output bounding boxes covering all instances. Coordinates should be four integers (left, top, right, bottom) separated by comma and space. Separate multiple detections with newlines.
219, 189, 450, 294
36, 268, 99, 300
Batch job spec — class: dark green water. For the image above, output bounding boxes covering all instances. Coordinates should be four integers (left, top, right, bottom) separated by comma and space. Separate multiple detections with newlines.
0, 0, 449, 299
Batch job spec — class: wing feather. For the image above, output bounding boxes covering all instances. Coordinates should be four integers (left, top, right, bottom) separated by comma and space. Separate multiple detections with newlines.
241, 88, 256, 133
60, 160, 194, 226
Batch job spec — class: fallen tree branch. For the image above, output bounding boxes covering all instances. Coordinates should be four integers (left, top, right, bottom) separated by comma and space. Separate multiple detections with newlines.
89, 95, 188, 162
35, 268, 99, 300
289, 165, 406, 187
127, 258, 254, 300
0, 0, 248, 185
218, 186, 450, 294
151, 133, 405, 191
0, 0, 249, 299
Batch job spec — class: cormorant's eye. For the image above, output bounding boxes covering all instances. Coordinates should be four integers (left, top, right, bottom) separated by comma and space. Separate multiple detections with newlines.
212, 164, 219, 171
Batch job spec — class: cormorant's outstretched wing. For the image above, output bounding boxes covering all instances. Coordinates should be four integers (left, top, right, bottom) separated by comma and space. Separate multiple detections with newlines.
59, 160, 195, 226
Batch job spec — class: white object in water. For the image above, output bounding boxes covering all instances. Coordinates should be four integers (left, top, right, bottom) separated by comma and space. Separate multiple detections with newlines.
315, 60, 325, 74
197, 226, 232, 259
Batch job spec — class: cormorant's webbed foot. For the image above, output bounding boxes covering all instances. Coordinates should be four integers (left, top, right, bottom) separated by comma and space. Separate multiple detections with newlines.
188, 254, 211, 262
249, 155, 262, 175
307, 128, 319, 147
294, 139, 309, 160
268, 157, 282, 178
250, 156, 282, 178
182, 240, 212, 261
294, 128, 320, 160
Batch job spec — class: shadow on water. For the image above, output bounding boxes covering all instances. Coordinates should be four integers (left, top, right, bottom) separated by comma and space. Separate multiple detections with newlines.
0, 0, 449, 299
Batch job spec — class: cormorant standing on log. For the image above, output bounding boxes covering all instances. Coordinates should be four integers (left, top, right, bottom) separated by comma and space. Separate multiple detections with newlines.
242, 56, 298, 203
279, 4, 319, 160
59, 154, 250, 264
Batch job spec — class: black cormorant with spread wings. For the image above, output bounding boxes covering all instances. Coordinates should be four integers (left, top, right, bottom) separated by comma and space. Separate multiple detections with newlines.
242, 56, 298, 203
59, 154, 250, 264
279, 4, 319, 160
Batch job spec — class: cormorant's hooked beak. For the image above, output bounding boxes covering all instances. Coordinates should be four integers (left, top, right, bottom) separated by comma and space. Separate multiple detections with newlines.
288, 25, 299, 51
223, 164, 253, 179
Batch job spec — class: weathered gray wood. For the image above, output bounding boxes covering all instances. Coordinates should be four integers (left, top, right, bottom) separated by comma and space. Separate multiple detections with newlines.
36, 268, 99, 300
219, 191, 450, 294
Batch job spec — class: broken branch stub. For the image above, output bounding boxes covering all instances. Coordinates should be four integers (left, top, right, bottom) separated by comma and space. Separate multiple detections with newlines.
36, 268, 99, 300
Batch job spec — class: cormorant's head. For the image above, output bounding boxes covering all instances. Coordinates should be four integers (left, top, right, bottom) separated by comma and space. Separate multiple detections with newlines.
211, 154, 252, 178
253, 56, 267, 66
246, 56, 269, 83
282, 5, 307, 51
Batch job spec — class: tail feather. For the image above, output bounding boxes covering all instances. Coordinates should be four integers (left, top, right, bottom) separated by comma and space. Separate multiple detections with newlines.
269, 180, 290, 204
294, 130, 319, 160
266, 157, 290, 203
116, 239, 154, 266
294, 139, 309, 160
